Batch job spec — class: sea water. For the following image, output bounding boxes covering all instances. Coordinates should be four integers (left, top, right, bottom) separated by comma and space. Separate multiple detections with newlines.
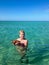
0, 21, 49, 65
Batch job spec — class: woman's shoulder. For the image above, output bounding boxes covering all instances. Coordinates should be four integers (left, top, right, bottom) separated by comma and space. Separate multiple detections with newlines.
24, 39, 28, 44
16, 38, 20, 41
16, 38, 28, 42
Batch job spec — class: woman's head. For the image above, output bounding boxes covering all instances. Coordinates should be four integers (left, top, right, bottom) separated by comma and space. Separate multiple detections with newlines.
19, 30, 25, 39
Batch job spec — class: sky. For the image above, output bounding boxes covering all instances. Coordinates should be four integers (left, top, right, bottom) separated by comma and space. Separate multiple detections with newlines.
0, 0, 49, 21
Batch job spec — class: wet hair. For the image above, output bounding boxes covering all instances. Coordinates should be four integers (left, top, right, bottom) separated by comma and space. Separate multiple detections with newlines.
19, 30, 25, 35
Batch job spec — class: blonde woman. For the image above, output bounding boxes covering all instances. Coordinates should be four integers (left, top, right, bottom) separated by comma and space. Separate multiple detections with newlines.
12, 30, 28, 63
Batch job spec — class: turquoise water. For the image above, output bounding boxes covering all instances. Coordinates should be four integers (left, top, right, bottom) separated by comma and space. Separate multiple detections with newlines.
0, 21, 49, 65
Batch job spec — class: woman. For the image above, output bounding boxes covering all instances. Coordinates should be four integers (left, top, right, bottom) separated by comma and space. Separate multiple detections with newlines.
12, 30, 28, 63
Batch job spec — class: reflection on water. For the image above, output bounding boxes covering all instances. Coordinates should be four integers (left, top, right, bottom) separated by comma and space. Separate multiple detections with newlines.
0, 21, 49, 65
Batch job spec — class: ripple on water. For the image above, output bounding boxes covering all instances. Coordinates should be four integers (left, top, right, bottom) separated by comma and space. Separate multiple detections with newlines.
0, 22, 49, 65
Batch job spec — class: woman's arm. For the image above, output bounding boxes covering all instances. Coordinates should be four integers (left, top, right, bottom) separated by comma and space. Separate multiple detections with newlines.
12, 40, 20, 45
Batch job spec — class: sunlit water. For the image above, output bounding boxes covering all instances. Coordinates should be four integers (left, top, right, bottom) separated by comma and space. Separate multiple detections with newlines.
0, 21, 49, 65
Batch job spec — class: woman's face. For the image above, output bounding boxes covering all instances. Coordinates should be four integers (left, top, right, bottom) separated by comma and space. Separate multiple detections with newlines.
19, 32, 25, 39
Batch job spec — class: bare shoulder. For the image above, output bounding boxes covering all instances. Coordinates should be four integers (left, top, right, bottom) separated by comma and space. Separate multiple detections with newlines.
25, 39, 28, 42
16, 38, 20, 41
24, 39, 28, 46
24, 39, 28, 43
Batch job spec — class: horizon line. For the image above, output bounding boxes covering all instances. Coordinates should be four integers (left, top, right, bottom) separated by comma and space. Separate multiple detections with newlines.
0, 20, 49, 22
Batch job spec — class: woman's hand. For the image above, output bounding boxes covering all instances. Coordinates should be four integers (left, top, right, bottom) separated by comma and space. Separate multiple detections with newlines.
12, 40, 20, 45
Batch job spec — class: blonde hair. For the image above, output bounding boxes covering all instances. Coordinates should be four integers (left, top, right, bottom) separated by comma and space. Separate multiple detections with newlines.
19, 30, 25, 34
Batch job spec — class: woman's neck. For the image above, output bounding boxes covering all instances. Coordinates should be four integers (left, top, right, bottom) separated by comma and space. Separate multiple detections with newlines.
20, 38, 24, 40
